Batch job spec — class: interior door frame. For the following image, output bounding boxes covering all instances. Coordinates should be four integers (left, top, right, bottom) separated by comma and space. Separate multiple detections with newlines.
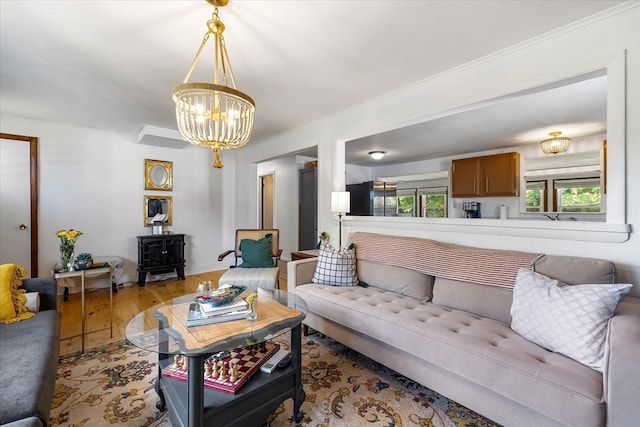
0, 133, 38, 276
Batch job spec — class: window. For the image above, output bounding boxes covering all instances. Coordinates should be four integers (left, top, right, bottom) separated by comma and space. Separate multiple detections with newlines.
553, 177, 601, 213
397, 189, 417, 217
525, 180, 547, 212
418, 187, 448, 218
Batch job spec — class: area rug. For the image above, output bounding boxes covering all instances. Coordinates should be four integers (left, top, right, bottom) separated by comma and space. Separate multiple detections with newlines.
51, 334, 501, 427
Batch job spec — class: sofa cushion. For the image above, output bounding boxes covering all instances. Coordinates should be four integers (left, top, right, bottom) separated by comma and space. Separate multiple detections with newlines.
532, 254, 616, 284
0, 310, 61, 425
357, 260, 433, 301
312, 242, 357, 287
432, 278, 513, 324
296, 283, 605, 426
511, 268, 632, 372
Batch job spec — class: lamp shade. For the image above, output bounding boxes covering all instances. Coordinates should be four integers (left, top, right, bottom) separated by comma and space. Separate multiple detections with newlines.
331, 191, 350, 213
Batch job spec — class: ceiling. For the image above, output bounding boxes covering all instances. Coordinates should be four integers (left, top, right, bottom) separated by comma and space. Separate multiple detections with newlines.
346, 73, 607, 166
0, 1, 622, 165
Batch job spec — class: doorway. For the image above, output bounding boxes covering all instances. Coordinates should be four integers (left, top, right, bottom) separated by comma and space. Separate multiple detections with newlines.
260, 174, 274, 229
0, 133, 39, 276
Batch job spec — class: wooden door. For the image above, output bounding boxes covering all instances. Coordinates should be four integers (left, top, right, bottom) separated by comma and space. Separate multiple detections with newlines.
451, 157, 480, 197
261, 174, 274, 229
483, 152, 520, 196
0, 133, 38, 276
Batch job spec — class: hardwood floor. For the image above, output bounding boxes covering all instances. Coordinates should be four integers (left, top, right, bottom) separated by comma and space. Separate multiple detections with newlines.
58, 267, 289, 355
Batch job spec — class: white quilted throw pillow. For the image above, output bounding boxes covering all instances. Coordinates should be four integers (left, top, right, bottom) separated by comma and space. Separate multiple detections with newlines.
312, 242, 358, 287
511, 268, 632, 372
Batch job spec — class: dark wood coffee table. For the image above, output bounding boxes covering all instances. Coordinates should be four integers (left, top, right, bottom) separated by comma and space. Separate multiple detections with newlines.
125, 288, 307, 427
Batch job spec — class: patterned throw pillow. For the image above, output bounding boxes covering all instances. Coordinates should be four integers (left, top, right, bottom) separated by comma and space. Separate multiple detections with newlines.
511, 268, 632, 372
312, 242, 358, 287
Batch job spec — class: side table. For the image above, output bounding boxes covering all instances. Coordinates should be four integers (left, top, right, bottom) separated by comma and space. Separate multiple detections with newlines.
53, 266, 113, 353
291, 249, 319, 261
137, 234, 186, 285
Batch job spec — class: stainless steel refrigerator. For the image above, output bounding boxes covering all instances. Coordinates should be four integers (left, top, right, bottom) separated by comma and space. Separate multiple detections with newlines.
346, 181, 397, 216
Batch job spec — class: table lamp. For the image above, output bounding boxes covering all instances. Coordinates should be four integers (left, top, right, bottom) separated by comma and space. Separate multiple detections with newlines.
331, 191, 350, 247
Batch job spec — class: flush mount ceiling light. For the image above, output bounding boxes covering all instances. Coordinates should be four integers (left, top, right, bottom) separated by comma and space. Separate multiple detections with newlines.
368, 151, 387, 160
173, 0, 255, 168
540, 131, 571, 155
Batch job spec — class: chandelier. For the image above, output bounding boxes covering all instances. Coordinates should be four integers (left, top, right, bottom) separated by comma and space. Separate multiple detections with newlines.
540, 131, 571, 155
173, 0, 255, 168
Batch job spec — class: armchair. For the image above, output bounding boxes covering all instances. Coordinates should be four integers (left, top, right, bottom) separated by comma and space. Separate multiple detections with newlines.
217, 229, 282, 289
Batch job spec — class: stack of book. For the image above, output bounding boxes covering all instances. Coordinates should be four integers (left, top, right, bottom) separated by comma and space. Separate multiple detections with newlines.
187, 297, 249, 327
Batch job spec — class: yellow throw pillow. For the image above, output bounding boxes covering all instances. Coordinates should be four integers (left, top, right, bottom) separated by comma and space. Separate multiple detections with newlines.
0, 263, 35, 324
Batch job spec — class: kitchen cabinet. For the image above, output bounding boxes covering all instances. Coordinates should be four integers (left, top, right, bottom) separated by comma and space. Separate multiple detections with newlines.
452, 152, 520, 198
137, 234, 185, 285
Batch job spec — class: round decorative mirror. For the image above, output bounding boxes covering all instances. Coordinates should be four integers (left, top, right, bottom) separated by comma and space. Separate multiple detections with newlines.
144, 159, 173, 191
149, 164, 168, 187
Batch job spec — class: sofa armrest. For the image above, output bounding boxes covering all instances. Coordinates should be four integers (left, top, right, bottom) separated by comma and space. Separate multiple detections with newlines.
605, 295, 640, 427
287, 258, 317, 293
21, 277, 58, 311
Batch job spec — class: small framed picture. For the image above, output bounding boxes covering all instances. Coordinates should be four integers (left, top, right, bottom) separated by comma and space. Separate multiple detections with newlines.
144, 195, 173, 226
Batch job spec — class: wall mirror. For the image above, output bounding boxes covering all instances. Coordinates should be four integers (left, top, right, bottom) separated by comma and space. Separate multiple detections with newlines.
349, 171, 450, 218
521, 143, 605, 214
341, 59, 625, 222
143, 195, 173, 226
144, 158, 173, 191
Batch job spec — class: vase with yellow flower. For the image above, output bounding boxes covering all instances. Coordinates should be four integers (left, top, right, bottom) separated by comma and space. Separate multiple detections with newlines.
56, 229, 83, 271
245, 292, 258, 321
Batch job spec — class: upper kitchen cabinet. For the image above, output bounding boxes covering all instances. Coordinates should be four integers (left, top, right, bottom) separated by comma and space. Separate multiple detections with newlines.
452, 152, 520, 198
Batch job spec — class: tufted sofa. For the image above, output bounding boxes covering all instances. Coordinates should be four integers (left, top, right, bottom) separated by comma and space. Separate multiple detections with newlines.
287, 232, 640, 427
0, 277, 61, 427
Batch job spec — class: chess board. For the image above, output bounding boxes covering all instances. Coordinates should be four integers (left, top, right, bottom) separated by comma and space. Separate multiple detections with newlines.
161, 342, 280, 394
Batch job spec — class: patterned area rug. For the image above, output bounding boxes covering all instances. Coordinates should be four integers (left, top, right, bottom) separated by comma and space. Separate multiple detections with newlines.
51, 334, 501, 427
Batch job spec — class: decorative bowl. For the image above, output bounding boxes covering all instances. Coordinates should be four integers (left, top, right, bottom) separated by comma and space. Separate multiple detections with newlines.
195, 285, 246, 306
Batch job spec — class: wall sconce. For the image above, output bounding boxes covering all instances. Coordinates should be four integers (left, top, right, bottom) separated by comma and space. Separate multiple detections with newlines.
331, 191, 350, 247
368, 151, 387, 160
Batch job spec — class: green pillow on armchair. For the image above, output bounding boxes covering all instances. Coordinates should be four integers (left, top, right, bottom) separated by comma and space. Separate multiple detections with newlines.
238, 234, 276, 268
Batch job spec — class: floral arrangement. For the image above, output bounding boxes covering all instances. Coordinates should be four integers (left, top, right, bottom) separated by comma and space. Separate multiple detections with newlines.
56, 229, 83, 271
56, 229, 83, 245
316, 231, 329, 249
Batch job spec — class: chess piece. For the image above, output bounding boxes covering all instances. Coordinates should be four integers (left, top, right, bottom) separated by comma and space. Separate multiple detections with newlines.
229, 363, 239, 382
204, 359, 213, 378
218, 363, 228, 381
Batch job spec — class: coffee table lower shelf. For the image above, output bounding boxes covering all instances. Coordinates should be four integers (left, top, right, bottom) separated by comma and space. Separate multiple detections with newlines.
156, 356, 303, 427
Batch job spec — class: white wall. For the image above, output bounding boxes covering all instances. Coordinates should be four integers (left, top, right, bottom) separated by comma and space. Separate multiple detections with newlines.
0, 115, 238, 283
231, 5, 640, 296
